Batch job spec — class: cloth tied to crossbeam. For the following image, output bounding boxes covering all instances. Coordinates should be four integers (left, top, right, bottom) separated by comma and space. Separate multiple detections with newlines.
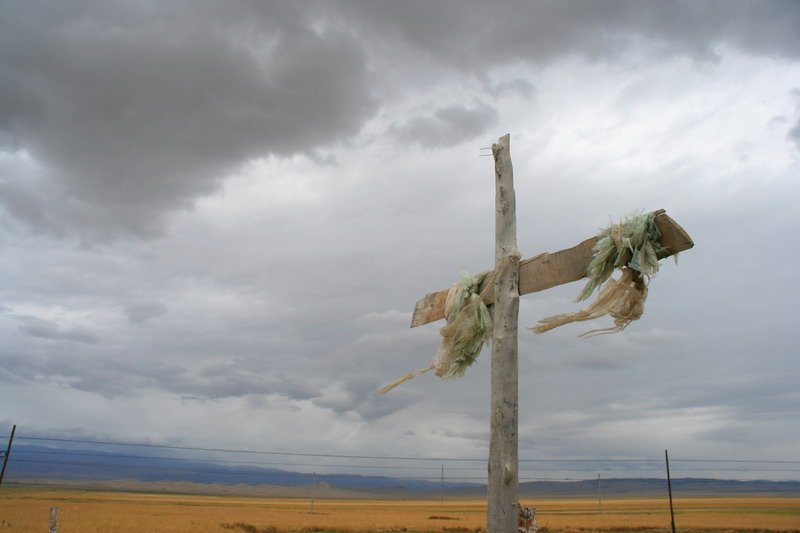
532, 211, 666, 337
375, 270, 494, 395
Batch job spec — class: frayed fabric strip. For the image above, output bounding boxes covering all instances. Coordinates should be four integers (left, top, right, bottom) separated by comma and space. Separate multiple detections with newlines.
376, 255, 517, 394
375, 270, 492, 395
533, 211, 663, 337
532, 267, 647, 336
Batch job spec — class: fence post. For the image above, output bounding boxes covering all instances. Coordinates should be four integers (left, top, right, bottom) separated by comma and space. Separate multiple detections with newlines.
49, 507, 59, 533
597, 473, 602, 514
665, 449, 676, 533
441, 464, 444, 508
310, 471, 316, 514
0, 425, 16, 487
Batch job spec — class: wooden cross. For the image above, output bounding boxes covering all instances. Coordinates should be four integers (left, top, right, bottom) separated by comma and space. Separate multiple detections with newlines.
408, 134, 694, 532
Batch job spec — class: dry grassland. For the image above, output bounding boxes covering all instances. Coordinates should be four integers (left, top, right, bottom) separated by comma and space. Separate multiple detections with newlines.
1, 488, 799, 532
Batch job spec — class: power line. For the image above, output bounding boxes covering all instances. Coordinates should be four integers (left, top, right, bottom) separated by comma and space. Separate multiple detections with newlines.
17, 436, 485, 462
16, 435, 800, 471
13, 458, 601, 483
12, 449, 481, 472
12, 450, 697, 473
9, 459, 488, 482
14, 436, 670, 464
671, 458, 800, 464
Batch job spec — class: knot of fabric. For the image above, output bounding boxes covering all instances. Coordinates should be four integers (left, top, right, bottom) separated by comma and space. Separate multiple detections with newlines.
376, 254, 520, 395
533, 212, 665, 337
434, 271, 493, 378
375, 271, 492, 395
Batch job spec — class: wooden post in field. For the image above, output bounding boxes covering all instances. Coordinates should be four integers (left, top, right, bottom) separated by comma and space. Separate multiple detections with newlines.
487, 134, 521, 532
0, 424, 16, 487
598, 473, 602, 514
49, 506, 59, 533
441, 464, 445, 508
665, 449, 676, 533
311, 471, 316, 514
407, 134, 694, 532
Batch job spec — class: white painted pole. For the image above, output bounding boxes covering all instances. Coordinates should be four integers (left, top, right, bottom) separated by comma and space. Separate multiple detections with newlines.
487, 134, 521, 532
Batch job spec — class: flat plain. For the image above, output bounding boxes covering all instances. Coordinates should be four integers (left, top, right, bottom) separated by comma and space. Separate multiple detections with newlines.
1, 487, 799, 532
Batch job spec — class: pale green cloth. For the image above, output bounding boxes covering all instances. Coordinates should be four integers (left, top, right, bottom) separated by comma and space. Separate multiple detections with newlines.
534, 212, 666, 336
578, 211, 664, 301
376, 271, 492, 394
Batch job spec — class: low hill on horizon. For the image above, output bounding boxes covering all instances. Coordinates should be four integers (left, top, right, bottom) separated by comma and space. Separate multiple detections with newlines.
7, 444, 800, 498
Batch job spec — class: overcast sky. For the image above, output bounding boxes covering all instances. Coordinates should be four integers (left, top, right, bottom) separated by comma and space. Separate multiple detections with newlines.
2, 1, 799, 482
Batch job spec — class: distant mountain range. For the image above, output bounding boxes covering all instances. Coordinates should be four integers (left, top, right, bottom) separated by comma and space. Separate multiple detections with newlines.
6, 445, 800, 498
517, 477, 800, 498
7, 445, 474, 493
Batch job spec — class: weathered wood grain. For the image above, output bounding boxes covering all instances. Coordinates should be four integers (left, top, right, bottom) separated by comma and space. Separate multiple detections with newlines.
487, 133, 520, 533
410, 209, 693, 328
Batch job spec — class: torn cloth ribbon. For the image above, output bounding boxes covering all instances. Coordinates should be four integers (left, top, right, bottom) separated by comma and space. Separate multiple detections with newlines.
532, 211, 666, 337
376, 270, 493, 395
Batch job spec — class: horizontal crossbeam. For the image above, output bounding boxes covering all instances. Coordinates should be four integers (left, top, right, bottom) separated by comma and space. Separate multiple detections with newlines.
410, 209, 693, 328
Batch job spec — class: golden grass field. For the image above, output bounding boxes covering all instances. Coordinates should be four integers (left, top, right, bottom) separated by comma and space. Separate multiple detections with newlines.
1, 488, 799, 532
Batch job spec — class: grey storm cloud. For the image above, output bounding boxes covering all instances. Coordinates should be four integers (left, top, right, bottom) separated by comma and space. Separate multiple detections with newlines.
342, 0, 800, 69
788, 89, 800, 149
124, 302, 168, 325
2, 1, 798, 239
0, 180, 61, 237
390, 101, 499, 148
310, 375, 418, 421
0, 351, 176, 398
789, 121, 800, 149
18, 316, 100, 344
0, 1, 375, 237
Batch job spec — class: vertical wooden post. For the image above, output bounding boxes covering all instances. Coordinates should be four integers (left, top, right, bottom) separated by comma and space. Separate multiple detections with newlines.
310, 471, 316, 514
488, 134, 520, 532
665, 449, 676, 533
0, 424, 16, 487
49, 506, 59, 533
598, 473, 602, 514
441, 464, 445, 508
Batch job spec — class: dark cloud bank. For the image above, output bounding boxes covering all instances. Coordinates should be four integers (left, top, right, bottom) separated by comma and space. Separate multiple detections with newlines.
1, 1, 798, 239
0, 2, 375, 237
